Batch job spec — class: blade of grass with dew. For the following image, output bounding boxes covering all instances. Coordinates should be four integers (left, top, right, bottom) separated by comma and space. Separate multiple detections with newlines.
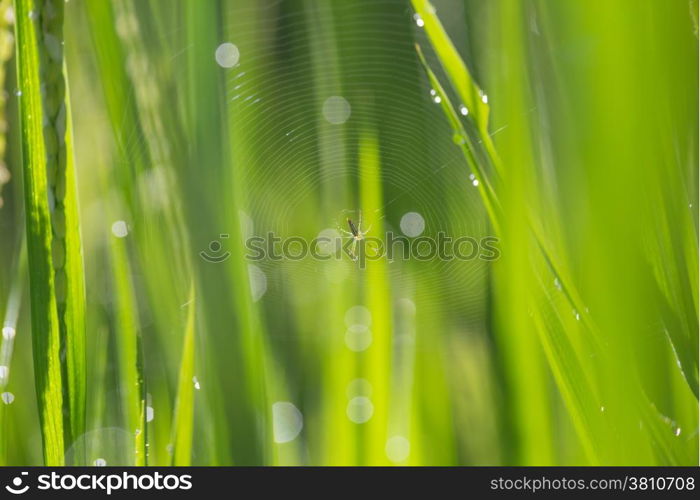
170, 284, 196, 466
412, 2, 596, 463
414, 4, 594, 344
12, 0, 86, 465
414, 44, 500, 233
18, 0, 87, 461
411, 0, 499, 173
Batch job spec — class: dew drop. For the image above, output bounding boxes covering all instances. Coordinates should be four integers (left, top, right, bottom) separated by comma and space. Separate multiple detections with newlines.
111, 220, 128, 238
322, 96, 351, 125
94, 458, 106, 466
413, 13, 424, 27
433, 95, 442, 104
14, 89, 21, 97
459, 105, 469, 116
193, 376, 201, 390
272, 401, 303, 443
481, 93, 488, 104
215, 42, 240, 68
1, 392, 14, 404
146, 406, 154, 423
675, 427, 681, 437
2, 326, 16, 340
400, 211, 425, 237
0, 365, 8, 383
472, 179, 479, 187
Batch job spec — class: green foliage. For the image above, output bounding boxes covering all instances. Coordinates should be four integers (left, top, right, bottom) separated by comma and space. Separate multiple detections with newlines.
0, 0, 696, 466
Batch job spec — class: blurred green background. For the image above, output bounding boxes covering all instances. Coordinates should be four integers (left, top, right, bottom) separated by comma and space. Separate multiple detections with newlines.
0, 0, 697, 465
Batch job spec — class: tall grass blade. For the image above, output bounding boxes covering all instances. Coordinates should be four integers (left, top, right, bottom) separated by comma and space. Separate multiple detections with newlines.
171, 284, 196, 466
13, 0, 86, 464
109, 233, 145, 465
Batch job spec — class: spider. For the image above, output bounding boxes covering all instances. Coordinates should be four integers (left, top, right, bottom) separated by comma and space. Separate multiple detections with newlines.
340, 210, 372, 261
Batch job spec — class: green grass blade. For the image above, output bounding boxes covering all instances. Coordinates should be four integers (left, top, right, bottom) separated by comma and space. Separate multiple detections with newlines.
13, 0, 71, 465
411, 0, 489, 134
171, 284, 196, 466
414, 44, 501, 233
61, 66, 87, 460
109, 234, 144, 464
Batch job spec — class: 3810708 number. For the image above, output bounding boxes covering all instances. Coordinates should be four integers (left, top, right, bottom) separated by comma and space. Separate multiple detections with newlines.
628, 476, 695, 491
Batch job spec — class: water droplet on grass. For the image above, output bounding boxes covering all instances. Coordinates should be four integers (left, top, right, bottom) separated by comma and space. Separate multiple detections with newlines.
272, 402, 303, 443
1, 392, 14, 404
111, 220, 128, 238
2, 326, 16, 340
94, 458, 106, 466
322, 96, 351, 125
400, 212, 425, 237
413, 13, 424, 27
459, 105, 469, 116
146, 406, 154, 422
215, 42, 240, 68
193, 376, 201, 390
